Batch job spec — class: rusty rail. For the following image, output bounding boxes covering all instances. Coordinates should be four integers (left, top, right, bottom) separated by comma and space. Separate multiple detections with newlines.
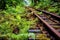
36, 9, 60, 22
27, 7, 60, 40
34, 13, 60, 40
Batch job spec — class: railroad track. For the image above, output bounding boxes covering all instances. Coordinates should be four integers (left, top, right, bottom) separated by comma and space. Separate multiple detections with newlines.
36, 9, 60, 22
26, 7, 60, 40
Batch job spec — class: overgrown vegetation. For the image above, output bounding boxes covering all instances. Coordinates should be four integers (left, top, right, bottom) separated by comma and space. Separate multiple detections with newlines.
0, 0, 60, 40
34, 0, 60, 15
0, 0, 36, 40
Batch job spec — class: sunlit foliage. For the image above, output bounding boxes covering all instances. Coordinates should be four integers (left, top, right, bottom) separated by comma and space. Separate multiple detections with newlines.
0, 0, 36, 40
34, 0, 60, 15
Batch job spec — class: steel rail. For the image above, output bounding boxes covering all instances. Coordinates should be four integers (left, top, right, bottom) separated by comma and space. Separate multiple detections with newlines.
36, 9, 60, 22
27, 7, 60, 40
34, 13, 60, 40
